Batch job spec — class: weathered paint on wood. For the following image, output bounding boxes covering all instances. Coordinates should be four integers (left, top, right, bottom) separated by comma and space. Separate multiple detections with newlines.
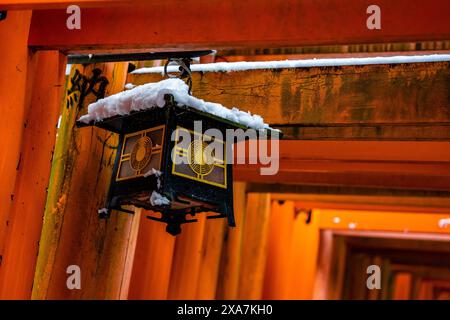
0, 50, 66, 299
128, 62, 450, 140
118, 207, 142, 299
31, 62, 131, 299
0, 10, 32, 280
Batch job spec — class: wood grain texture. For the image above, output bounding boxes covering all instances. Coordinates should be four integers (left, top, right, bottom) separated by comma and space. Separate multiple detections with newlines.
127, 211, 176, 300
31, 62, 131, 299
167, 215, 207, 299
237, 193, 271, 299
219, 42, 450, 59
0, 50, 66, 299
0, 10, 32, 280
195, 218, 226, 299
262, 200, 296, 299
118, 207, 142, 299
216, 182, 247, 299
128, 62, 450, 140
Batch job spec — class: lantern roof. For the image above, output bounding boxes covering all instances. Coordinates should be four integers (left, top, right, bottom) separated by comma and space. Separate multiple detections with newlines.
77, 78, 276, 135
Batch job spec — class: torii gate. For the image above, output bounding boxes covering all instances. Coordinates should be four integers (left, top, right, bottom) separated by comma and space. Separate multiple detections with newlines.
0, 0, 449, 299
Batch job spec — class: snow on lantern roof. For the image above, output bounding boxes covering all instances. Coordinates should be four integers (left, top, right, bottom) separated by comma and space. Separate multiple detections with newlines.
131, 54, 450, 75
77, 78, 270, 130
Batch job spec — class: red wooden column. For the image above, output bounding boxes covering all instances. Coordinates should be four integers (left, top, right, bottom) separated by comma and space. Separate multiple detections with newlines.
0, 10, 33, 297
0, 50, 67, 299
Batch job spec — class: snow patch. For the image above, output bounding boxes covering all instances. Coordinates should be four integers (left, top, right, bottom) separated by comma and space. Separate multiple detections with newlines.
98, 208, 108, 215
131, 54, 450, 75
150, 191, 170, 206
144, 168, 162, 177
65, 64, 72, 75
439, 218, 450, 228
78, 78, 270, 130
144, 168, 162, 189
124, 83, 136, 90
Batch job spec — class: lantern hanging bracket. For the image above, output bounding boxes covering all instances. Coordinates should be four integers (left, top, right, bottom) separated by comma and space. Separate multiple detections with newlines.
164, 57, 193, 94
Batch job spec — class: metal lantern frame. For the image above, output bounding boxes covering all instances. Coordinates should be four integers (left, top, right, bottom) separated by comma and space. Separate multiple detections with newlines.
77, 94, 242, 235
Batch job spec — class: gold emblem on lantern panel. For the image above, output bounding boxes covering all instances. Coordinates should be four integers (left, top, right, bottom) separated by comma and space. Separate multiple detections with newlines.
188, 140, 215, 176
172, 127, 227, 188
116, 125, 165, 181
131, 136, 153, 171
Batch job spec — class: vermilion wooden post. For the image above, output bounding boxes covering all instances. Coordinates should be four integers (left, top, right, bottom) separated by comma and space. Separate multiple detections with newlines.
195, 218, 226, 299
262, 200, 296, 299
215, 182, 247, 299
167, 216, 207, 299
0, 10, 32, 281
237, 193, 271, 299
126, 211, 176, 300
31, 62, 131, 299
0, 50, 67, 299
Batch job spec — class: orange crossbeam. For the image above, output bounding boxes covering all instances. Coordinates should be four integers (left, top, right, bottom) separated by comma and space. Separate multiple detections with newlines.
234, 140, 450, 191
27, 0, 450, 51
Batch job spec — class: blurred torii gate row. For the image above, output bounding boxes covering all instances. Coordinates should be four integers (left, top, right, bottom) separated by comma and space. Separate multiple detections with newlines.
0, 0, 449, 299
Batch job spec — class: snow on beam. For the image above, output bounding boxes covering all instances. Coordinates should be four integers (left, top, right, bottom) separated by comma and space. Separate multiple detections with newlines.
29, 0, 450, 51
131, 54, 450, 75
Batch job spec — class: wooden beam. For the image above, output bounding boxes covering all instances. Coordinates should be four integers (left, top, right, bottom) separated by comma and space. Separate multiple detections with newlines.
128, 61, 450, 140
248, 182, 450, 200
234, 140, 450, 191
0, 0, 141, 10
28, 0, 450, 51
218, 42, 450, 58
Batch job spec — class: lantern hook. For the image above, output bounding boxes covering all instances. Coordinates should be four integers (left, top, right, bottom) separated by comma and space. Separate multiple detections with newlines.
164, 58, 193, 95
